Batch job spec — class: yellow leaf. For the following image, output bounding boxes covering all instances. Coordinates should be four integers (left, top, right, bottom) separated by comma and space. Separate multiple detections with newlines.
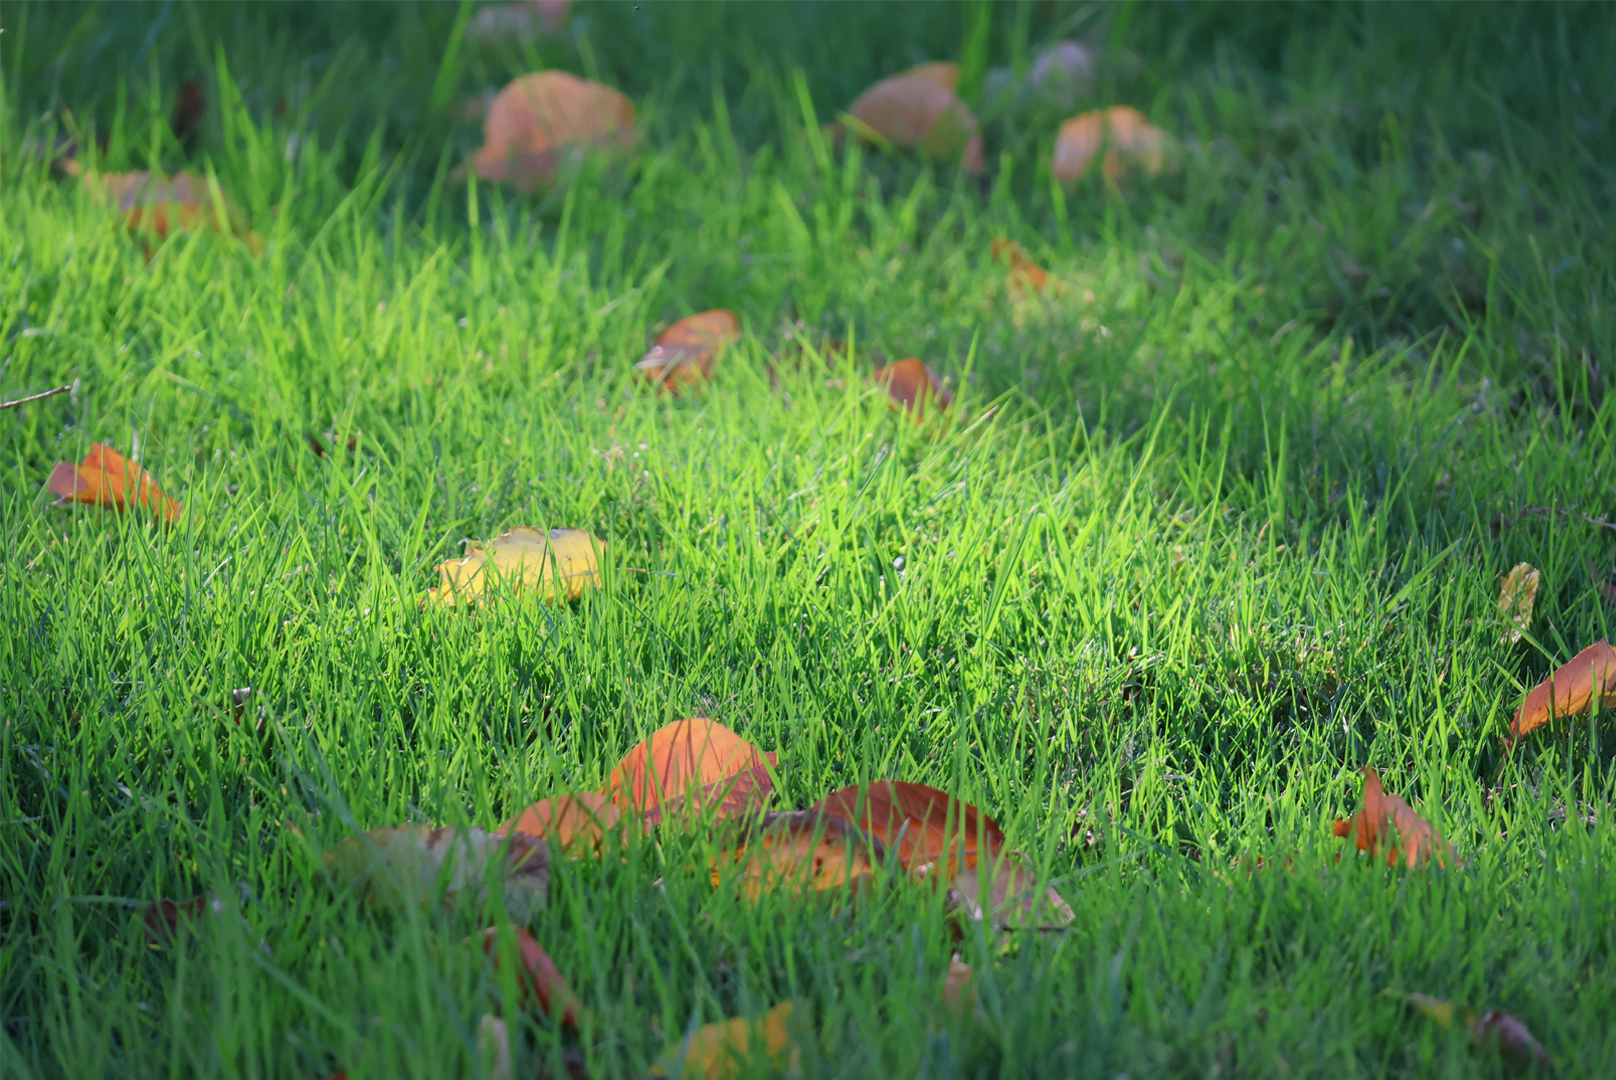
427, 526, 604, 607
655, 1002, 798, 1080
1496, 562, 1539, 644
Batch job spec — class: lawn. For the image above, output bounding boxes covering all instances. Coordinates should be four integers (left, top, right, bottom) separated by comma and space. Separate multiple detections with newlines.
2, 2, 1614, 1077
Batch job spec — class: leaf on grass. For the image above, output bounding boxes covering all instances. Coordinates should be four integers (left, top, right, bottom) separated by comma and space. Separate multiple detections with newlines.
140, 894, 227, 944
942, 955, 974, 1012
1497, 562, 1539, 644
635, 309, 741, 392
903, 61, 961, 91
427, 526, 605, 607
500, 792, 624, 854
321, 826, 550, 921
87, 170, 263, 253
478, 926, 582, 1026
712, 810, 883, 899
1331, 767, 1451, 868
811, 781, 1003, 879
654, 1001, 798, 1080
990, 238, 1052, 300
172, 80, 207, 153
871, 358, 953, 420
470, 71, 636, 191
47, 443, 180, 522
844, 74, 984, 172
476, 1014, 513, 1080
1051, 106, 1167, 184
467, 0, 574, 44
1387, 990, 1554, 1072
607, 718, 776, 824
1509, 639, 1616, 742
948, 851, 1074, 929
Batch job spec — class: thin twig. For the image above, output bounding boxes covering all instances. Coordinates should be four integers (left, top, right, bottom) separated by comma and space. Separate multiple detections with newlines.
0, 385, 71, 410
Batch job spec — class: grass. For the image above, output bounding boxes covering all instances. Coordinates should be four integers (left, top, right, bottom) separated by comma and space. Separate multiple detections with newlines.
2, 1, 1615, 1077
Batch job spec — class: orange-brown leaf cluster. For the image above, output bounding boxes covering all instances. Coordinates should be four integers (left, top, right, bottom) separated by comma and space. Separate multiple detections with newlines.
1051, 106, 1167, 184
872, 358, 954, 420
47, 444, 180, 522
635, 309, 742, 392
842, 72, 984, 173
1332, 767, 1451, 868
471, 71, 637, 191
88, 170, 264, 254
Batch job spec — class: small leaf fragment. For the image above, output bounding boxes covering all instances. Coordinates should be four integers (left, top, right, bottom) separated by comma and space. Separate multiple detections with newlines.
1497, 562, 1540, 644
1052, 105, 1167, 184
47, 443, 180, 522
941, 955, 974, 1013
636, 309, 741, 392
1387, 990, 1554, 1072
321, 825, 550, 921
811, 780, 1002, 879
1331, 767, 1451, 868
477, 1014, 513, 1080
478, 926, 582, 1026
712, 810, 883, 900
903, 61, 961, 91
1509, 639, 1616, 742
607, 718, 776, 824
871, 358, 953, 420
948, 851, 1074, 929
427, 526, 605, 607
844, 74, 983, 172
654, 1001, 798, 1080
470, 71, 636, 191
990, 238, 1052, 300
500, 792, 623, 854
86, 170, 263, 253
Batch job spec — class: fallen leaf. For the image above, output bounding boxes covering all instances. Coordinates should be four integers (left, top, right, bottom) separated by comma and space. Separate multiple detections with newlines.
500, 792, 624, 854
871, 358, 953, 420
948, 851, 1074, 929
478, 926, 582, 1026
811, 781, 1003, 879
172, 79, 207, 153
941, 955, 974, 1012
844, 74, 984, 172
654, 1001, 798, 1080
427, 526, 605, 607
1387, 990, 1554, 1072
139, 894, 228, 943
635, 309, 742, 392
990, 238, 1051, 300
47, 443, 180, 522
1051, 105, 1167, 184
607, 718, 776, 824
903, 61, 960, 91
321, 826, 550, 921
1331, 767, 1451, 868
1497, 562, 1540, 644
87, 170, 264, 253
712, 810, 883, 899
471, 71, 636, 191
477, 1014, 513, 1080
1509, 639, 1616, 742
467, 0, 573, 44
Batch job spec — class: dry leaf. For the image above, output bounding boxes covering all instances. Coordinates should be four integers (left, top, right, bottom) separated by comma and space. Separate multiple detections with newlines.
942, 955, 974, 1012
1388, 990, 1554, 1072
500, 792, 623, 854
467, 0, 573, 44
87, 170, 263, 253
811, 781, 1003, 880
1331, 767, 1451, 868
948, 851, 1074, 929
871, 358, 953, 420
427, 526, 604, 607
321, 826, 550, 921
990, 238, 1052, 300
1051, 105, 1167, 184
903, 61, 961, 91
712, 810, 883, 899
654, 1001, 798, 1080
1509, 639, 1616, 742
845, 74, 984, 172
478, 926, 582, 1026
607, 718, 776, 824
47, 443, 180, 522
636, 309, 741, 392
476, 1014, 512, 1080
1497, 562, 1540, 644
471, 71, 636, 191
139, 894, 230, 944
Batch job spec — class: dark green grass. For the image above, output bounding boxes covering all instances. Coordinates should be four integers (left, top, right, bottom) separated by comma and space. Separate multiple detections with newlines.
3, 2, 1615, 1077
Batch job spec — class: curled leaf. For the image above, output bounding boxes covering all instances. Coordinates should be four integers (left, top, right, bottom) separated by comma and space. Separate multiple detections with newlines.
845, 74, 983, 172
1509, 639, 1616, 742
1052, 106, 1167, 184
471, 71, 636, 191
478, 926, 581, 1026
811, 781, 1003, 879
1331, 767, 1451, 868
636, 309, 741, 392
427, 526, 604, 607
654, 1001, 798, 1080
607, 718, 776, 824
500, 792, 623, 854
321, 826, 550, 921
1497, 562, 1540, 644
871, 358, 953, 420
47, 443, 179, 522
712, 810, 883, 900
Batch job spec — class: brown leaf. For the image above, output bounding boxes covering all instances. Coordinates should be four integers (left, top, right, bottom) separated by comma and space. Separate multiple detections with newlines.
172, 79, 207, 153
140, 894, 220, 943
87, 170, 263, 254
871, 358, 953, 420
479, 926, 582, 1026
712, 810, 884, 899
948, 851, 1074, 929
1051, 106, 1167, 184
1471, 1009, 1555, 1072
845, 74, 984, 173
990, 238, 1051, 299
321, 826, 550, 921
653, 1001, 798, 1080
47, 443, 180, 522
471, 72, 636, 191
1509, 639, 1616, 742
1497, 562, 1540, 644
427, 526, 605, 607
635, 309, 741, 392
903, 61, 961, 91
811, 781, 1003, 879
1331, 767, 1451, 868
607, 719, 776, 824
499, 792, 623, 854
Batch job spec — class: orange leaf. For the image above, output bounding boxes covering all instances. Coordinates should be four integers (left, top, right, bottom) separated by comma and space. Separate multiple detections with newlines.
471, 72, 636, 191
499, 792, 623, 854
47, 443, 179, 522
712, 810, 883, 899
1332, 767, 1451, 868
1051, 106, 1167, 184
845, 74, 984, 172
871, 358, 953, 420
89, 170, 263, 254
1509, 639, 1616, 742
635, 309, 741, 392
607, 719, 775, 824
654, 1001, 798, 1080
478, 926, 582, 1026
990, 238, 1050, 299
811, 781, 1003, 879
